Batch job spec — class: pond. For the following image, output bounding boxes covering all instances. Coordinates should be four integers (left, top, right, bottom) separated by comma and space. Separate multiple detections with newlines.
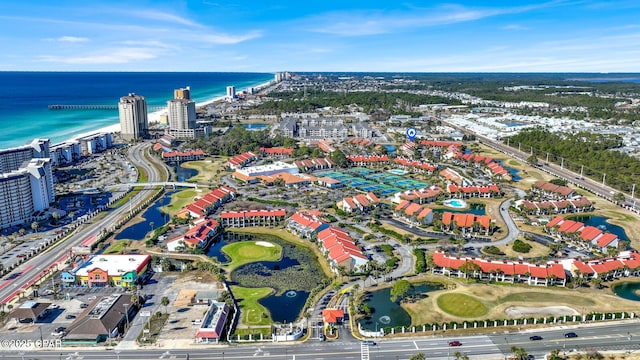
613, 282, 640, 301
115, 191, 174, 241
175, 164, 197, 182
227, 233, 327, 323
358, 282, 442, 331
570, 215, 629, 241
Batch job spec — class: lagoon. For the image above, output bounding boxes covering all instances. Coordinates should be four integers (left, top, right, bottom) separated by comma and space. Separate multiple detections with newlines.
115, 192, 174, 241
358, 283, 442, 331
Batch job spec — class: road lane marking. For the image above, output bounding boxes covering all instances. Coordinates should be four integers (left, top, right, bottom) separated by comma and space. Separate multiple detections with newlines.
414, 340, 419, 349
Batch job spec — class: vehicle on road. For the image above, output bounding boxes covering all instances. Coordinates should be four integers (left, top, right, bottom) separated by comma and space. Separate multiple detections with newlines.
564, 332, 578, 338
529, 335, 543, 341
448, 341, 462, 346
51, 327, 65, 336
362, 340, 376, 346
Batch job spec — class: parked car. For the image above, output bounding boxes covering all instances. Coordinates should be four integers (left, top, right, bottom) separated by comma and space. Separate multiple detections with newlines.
319, 334, 325, 341
80, 303, 89, 308
65, 314, 76, 319
448, 341, 462, 347
564, 332, 578, 338
529, 335, 543, 341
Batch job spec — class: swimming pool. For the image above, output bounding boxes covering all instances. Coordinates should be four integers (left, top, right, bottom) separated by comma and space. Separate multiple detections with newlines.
387, 169, 407, 176
443, 199, 468, 209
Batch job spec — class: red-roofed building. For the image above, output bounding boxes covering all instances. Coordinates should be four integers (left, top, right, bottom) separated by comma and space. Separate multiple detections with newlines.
441, 212, 493, 235
322, 309, 344, 325
294, 157, 334, 172
393, 157, 438, 174
447, 184, 501, 198
162, 149, 205, 162
517, 197, 592, 215
220, 209, 286, 228
318, 226, 368, 273
531, 181, 575, 200
259, 147, 294, 158
395, 186, 444, 204
226, 151, 258, 170
167, 219, 220, 252
347, 154, 389, 166
177, 186, 235, 219
394, 201, 434, 225
195, 302, 230, 344
339, 192, 379, 213
286, 212, 329, 239
431, 251, 566, 286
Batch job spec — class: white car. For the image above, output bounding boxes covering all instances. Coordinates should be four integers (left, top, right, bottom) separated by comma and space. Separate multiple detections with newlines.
49, 304, 59, 309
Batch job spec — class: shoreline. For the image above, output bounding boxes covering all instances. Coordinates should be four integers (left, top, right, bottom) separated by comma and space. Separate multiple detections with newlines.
68, 79, 274, 143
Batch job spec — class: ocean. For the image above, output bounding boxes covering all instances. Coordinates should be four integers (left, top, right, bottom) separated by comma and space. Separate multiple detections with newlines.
0, 72, 274, 148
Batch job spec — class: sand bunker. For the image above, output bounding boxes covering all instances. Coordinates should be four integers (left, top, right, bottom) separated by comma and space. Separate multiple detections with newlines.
505, 306, 579, 317
255, 241, 275, 247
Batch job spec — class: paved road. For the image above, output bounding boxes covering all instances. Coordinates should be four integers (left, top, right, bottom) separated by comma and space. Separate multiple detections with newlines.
462, 128, 637, 210
0, 143, 166, 305
6, 321, 640, 359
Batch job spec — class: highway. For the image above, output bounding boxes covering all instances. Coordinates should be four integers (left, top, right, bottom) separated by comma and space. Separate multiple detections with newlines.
4, 321, 640, 359
0, 143, 166, 305
467, 130, 636, 210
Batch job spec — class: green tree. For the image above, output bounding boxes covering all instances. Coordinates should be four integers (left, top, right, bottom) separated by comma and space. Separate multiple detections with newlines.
329, 149, 348, 168
613, 192, 626, 205
161, 296, 170, 314
390, 279, 411, 303
31, 221, 39, 233
526, 154, 538, 166
410, 354, 426, 360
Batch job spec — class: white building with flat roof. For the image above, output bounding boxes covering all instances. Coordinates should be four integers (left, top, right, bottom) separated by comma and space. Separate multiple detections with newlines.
235, 161, 299, 178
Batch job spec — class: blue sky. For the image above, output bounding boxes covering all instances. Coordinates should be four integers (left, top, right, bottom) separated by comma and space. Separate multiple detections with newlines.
2, 0, 640, 72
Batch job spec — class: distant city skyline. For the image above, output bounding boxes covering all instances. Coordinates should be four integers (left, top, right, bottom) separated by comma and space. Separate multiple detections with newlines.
2, 0, 640, 72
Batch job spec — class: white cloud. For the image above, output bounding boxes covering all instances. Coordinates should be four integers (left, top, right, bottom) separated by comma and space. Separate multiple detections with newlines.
200, 30, 262, 44
502, 24, 529, 31
124, 9, 203, 28
306, 1, 565, 36
57, 36, 89, 43
38, 47, 160, 64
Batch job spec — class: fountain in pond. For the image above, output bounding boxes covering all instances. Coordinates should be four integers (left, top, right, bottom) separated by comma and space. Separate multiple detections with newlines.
285, 291, 297, 298
378, 315, 391, 325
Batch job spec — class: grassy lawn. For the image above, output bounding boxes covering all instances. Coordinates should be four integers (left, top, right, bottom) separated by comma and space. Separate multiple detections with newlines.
160, 189, 199, 216
104, 240, 131, 254
436, 293, 488, 317
507, 159, 521, 167
231, 286, 273, 325
137, 312, 169, 344
180, 157, 229, 184
229, 227, 334, 277
403, 277, 640, 325
498, 238, 551, 258
222, 241, 282, 271
500, 292, 595, 306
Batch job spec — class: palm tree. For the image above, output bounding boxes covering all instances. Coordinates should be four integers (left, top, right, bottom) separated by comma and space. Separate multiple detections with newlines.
31, 222, 40, 233
130, 294, 140, 308
160, 296, 170, 314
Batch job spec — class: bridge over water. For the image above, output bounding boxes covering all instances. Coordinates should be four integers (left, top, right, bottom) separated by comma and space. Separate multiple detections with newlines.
48, 104, 167, 111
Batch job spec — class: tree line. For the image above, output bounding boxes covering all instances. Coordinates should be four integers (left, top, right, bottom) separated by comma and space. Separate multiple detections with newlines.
507, 128, 640, 193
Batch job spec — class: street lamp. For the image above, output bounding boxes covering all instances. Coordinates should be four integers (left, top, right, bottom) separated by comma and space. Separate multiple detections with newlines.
115, 351, 120, 360
123, 303, 130, 328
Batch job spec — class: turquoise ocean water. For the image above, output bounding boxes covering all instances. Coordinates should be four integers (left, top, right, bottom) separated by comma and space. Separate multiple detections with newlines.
0, 72, 273, 148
